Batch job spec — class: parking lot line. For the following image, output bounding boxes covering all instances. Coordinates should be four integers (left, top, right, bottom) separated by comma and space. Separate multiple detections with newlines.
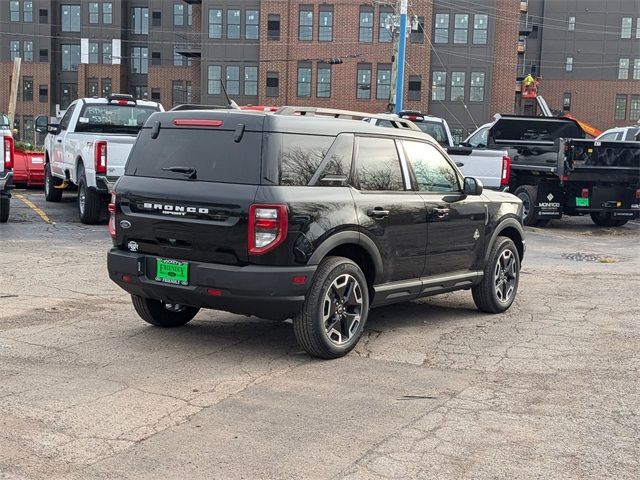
14, 193, 56, 225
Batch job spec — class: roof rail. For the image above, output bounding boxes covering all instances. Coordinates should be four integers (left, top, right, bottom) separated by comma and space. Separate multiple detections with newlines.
275, 106, 421, 131
170, 104, 233, 111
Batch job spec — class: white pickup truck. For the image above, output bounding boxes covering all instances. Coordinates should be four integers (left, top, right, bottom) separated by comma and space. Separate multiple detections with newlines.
0, 114, 14, 223
42, 94, 163, 223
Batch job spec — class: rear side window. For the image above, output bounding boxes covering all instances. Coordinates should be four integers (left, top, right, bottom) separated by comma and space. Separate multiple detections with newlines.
356, 137, 404, 191
402, 140, 460, 193
125, 127, 262, 184
278, 134, 335, 186
416, 122, 448, 146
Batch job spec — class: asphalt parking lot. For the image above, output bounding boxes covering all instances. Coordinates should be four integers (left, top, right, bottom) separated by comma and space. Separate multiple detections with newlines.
1, 189, 639, 480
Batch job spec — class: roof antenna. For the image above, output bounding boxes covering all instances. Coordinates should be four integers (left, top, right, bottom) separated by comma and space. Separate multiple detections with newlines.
219, 79, 240, 110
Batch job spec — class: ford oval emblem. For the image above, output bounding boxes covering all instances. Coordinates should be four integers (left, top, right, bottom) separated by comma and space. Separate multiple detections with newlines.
120, 220, 132, 229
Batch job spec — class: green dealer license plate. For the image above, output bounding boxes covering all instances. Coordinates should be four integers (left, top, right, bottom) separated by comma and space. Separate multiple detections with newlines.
575, 197, 589, 207
155, 259, 189, 286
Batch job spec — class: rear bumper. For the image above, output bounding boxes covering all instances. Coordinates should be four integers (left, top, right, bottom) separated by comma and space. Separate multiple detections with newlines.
95, 176, 117, 194
107, 248, 317, 320
0, 171, 13, 193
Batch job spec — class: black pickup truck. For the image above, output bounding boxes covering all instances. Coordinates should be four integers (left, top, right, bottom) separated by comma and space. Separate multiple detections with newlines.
467, 116, 639, 227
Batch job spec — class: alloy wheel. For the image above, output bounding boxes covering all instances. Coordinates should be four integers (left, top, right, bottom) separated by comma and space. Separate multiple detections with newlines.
494, 249, 517, 303
322, 274, 363, 345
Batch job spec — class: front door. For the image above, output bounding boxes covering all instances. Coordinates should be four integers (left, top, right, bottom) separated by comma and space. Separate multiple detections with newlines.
50, 102, 76, 177
352, 136, 427, 284
401, 140, 486, 277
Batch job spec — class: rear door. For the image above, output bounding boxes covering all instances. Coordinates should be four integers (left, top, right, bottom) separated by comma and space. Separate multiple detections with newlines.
401, 140, 486, 277
351, 136, 427, 284
116, 114, 264, 266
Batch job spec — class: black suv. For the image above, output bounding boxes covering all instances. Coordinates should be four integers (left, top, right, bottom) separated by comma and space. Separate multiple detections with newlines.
107, 108, 525, 359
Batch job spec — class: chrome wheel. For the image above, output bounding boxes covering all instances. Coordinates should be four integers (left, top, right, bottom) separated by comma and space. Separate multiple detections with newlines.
322, 274, 363, 345
494, 249, 517, 303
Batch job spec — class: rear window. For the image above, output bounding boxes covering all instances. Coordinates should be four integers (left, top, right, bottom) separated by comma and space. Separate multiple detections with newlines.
125, 127, 262, 184
76, 104, 159, 134
415, 121, 448, 146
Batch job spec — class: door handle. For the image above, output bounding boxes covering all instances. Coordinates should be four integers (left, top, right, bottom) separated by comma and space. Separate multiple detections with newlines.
367, 207, 390, 219
432, 207, 450, 218
56, 139, 62, 143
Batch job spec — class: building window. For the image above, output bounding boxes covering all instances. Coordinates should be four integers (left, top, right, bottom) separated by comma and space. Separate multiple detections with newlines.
408, 75, 421, 101
24, 1, 33, 22
61, 44, 80, 71
132, 7, 149, 35
23, 77, 33, 102
87, 78, 98, 97
151, 51, 161, 66
226, 66, 240, 95
132, 86, 148, 100
266, 71, 279, 97
228, 10, 241, 40
432, 71, 446, 101
187, 5, 192, 26
39, 8, 48, 23
23, 41, 33, 62
470, 72, 485, 101
103, 2, 112, 24
174, 4, 184, 26
317, 64, 331, 98
101, 78, 112, 97
299, 7, 313, 41
434, 14, 449, 43
563, 92, 571, 112
152, 11, 161, 27
103, 43, 112, 64
39, 85, 48, 103
208, 65, 221, 94
473, 15, 488, 44
565, 57, 573, 72
23, 117, 34, 143
61, 5, 81, 32
376, 65, 391, 100
411, 16, 424, 43
244, 66, 258, 96
39, 49, 48, 62
359, 8, 373, 42
151, 88, 161, 101
379, 8, 393, 43
173, 51, 184, 67
246, 11, 259, 40
268, 14, 281, 41
10, 41, 20, 61
454, 14, 469, 43
614, 95, 627, 120
357, 64, 372, 99
630, 95, 640, 121
319, 7, 333, 42
10, 1, 19, 21
88, 42, 98, 64
172, 81, 185, 105
568, 16, 575, 31
131, 47, 148, 74
637, 18, 640, 39
618, 58, 629, 79
89, 2, 99, 23
633, 59, 640, 80
621, 17, 632, 39
451, 72, 465, 101
297, 63, 312, 97
209, 9, 222, 39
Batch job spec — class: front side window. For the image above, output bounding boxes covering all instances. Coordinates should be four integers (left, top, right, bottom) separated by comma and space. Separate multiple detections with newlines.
246, 10, 259, 40
226, 66, 240, 95
209, 9, 222, 39
615, 95, 627, 120
317, 65, 331, 98
208, 65, 221, 94
61, 44, 80, 71
103, 3, 112, 24
450, 72, 465, 101
357, 64, 372, 99
621, 17, 632, 38
89, 2, 99, 23
403, 141, 459, 193
244, 66, 258, 96
61, 5, 81, 32
379, 9, 393, 43
434, 14, 449, 43
59, 103, 76, 130
470, 72, 485, 101
376, 66, 391, 100
454, 14, 469, 43
618, 58, 629, 79
299, 8, 313, 41
319, 9, 333, 41
432, 71, 446, 101
227, 10, 241, 39
359, 9, 373, 42
297, 64, 312, 97
132, 7, 149, 34
473, 14, 488, 44
356, 137, 404, 191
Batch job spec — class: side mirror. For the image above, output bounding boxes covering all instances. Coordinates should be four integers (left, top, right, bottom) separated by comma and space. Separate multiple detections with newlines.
463, 177, 483, 196
47, 124, 61, 135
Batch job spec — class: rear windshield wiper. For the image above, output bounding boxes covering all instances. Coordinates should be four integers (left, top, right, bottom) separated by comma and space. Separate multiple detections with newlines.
161, 166, 197, 179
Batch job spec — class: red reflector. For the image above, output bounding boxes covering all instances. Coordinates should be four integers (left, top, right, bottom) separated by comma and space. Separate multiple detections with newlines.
207, 288, 223, 297
122, 275, 133, 283
581, 188, 589, 198
561, 175, 569, 182
292, 276, 307, 285
173, 119, 223, 127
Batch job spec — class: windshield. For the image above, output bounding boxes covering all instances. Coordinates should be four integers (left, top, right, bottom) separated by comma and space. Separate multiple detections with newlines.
415, 121, 448, 146
75, 104, 159, 134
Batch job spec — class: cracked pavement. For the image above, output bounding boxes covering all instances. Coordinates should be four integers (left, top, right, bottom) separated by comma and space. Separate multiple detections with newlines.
1, 191, 639, 479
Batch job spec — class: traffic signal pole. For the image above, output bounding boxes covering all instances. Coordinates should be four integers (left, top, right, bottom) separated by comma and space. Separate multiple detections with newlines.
394, 0, 408, 113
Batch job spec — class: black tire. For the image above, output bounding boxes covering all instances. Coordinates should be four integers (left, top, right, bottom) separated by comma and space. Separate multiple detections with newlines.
535, 219, 550, 227
513, 185, 538, 226
293, 256, 370, 359
472, 237, 520, 314
131, 295, 200, 327
44, 162, 63, 202
77, 167, 103, 224
0, 196, 9, 223
590, 212, 626, 227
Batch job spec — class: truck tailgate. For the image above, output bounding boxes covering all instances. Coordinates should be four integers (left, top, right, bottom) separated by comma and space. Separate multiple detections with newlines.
101, 135, 137, 180
447, 146, 507, 190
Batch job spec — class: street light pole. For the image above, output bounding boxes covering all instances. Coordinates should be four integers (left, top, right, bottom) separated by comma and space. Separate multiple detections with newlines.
394, 0, 408, 113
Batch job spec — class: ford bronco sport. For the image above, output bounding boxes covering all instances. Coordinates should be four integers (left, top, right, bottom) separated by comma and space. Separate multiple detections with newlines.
107, 108, 525, 359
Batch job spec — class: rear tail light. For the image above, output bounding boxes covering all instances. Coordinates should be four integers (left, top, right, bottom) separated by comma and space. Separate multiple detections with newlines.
95, 141, 107, 175
501, 155, 511, 186
4, 136, 14, 170
173, 119, 223, 127
248, 204, 288, 255
108, 192, 117, 238
581, 188, 590, 198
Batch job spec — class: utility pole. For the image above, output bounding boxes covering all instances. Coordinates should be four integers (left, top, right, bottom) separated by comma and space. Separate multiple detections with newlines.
7, 57, 21, 130
395, 0, 408, 113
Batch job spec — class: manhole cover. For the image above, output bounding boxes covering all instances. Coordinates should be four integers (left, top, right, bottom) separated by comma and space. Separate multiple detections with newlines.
562, 252, 619, 263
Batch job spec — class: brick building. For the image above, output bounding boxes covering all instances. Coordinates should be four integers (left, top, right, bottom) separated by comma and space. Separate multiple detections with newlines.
1, 0, 636, 144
